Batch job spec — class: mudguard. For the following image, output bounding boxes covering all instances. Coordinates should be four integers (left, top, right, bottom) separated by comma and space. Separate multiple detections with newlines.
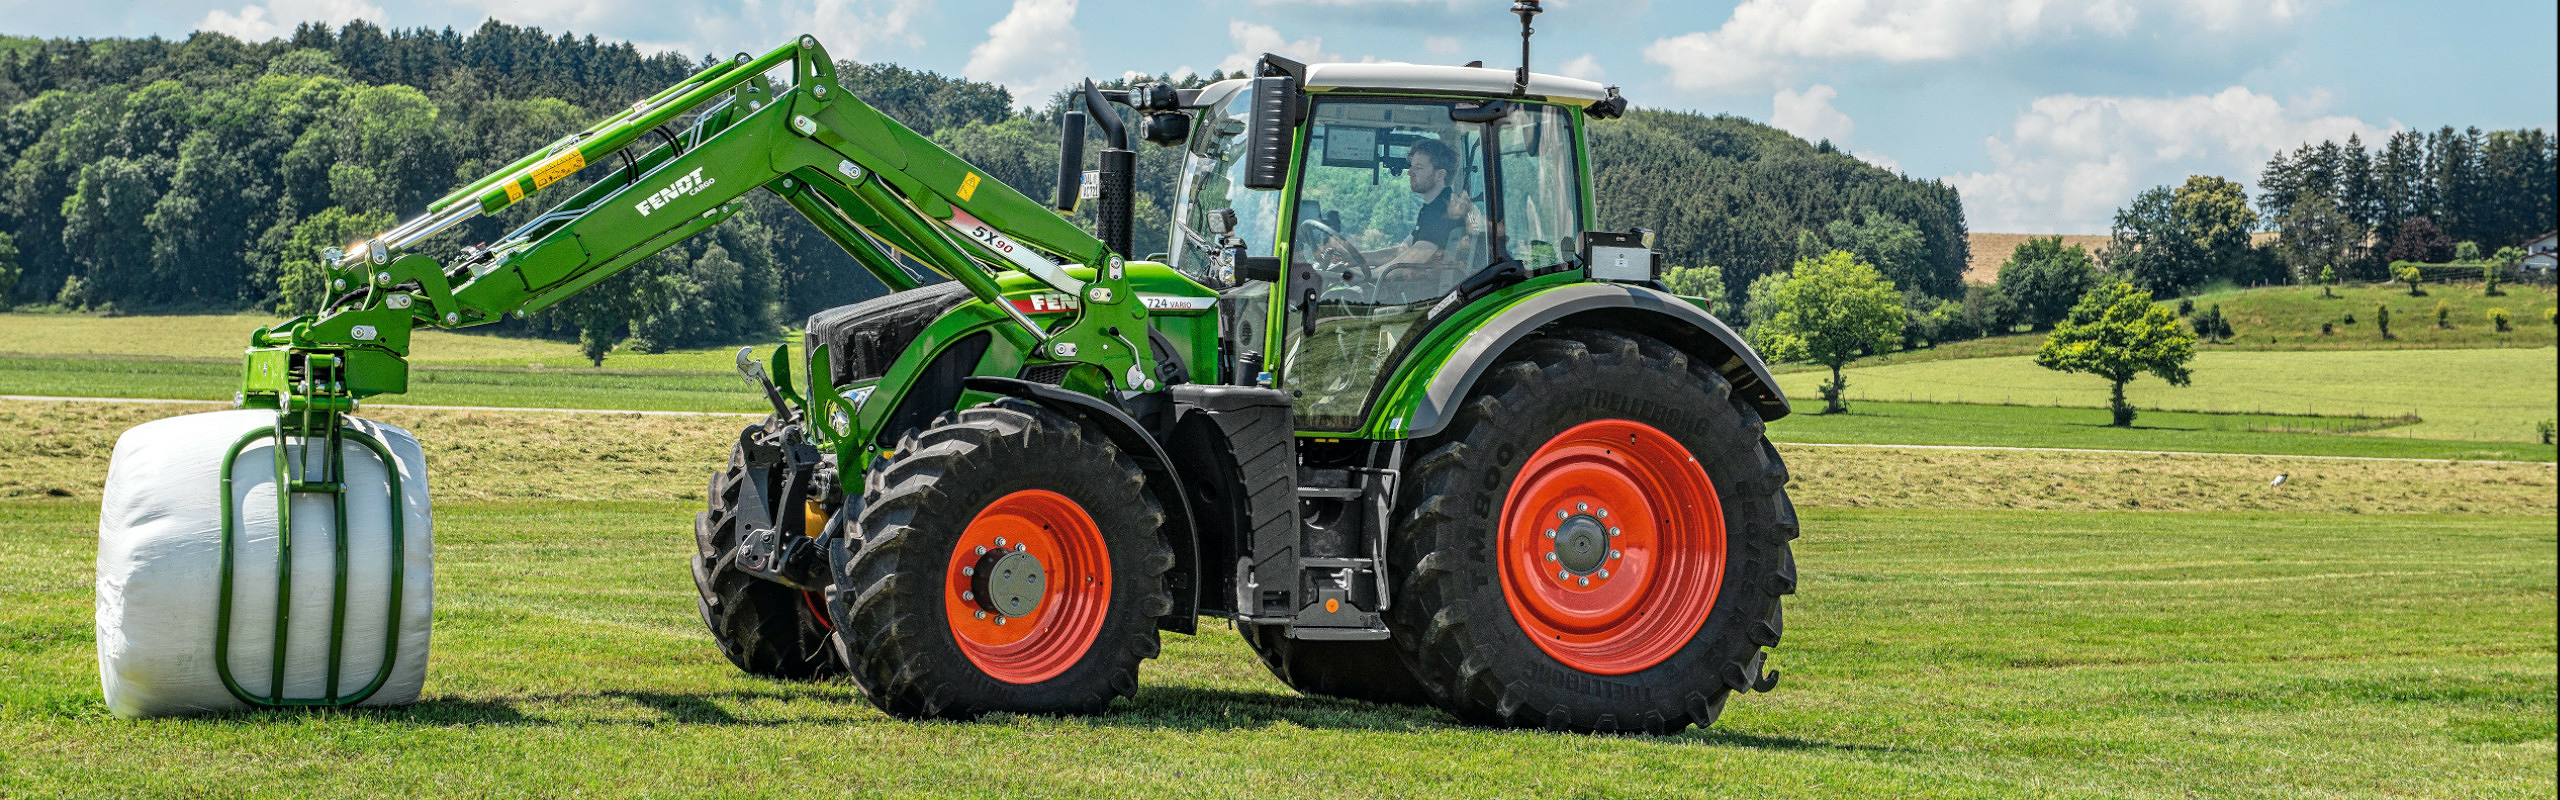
1405, 282, 1789, 438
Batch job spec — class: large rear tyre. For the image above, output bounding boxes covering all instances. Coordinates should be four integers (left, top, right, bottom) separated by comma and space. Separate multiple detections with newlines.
1237, 623, 1432, 706
1388, 327, 1797, 734
831, 401, 1174, 719
692, 417, 841, 680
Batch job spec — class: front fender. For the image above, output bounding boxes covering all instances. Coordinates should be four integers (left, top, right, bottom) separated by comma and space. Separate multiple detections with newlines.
1393, 283, 1789, 439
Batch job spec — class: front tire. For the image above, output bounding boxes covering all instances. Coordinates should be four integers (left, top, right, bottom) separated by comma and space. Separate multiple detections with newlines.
1388, 327, 1797, 734
832, 401, 1175, 719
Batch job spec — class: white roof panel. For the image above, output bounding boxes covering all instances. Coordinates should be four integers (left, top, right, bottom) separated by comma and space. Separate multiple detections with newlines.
1299, 63, 1609, 106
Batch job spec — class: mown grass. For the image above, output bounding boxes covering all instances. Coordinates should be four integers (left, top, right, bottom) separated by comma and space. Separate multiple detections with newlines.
2179, 281, 2560, 351
1768, 401, 2556, 462
1774, 347, 2559, 442
2, 498, 2549, 798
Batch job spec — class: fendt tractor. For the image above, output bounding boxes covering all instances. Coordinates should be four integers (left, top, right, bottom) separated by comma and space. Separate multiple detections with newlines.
234, 3, 1796, 733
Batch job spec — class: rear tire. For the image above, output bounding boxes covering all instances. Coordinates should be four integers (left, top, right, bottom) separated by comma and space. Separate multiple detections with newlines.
692, 417, 841, 681
831, 400, 1175, 719
1238, 623, 1432, 706
1388, 327, 1797, 734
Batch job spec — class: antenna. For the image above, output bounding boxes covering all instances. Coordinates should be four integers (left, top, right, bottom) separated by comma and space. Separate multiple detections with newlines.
1511, 0, 1542, 96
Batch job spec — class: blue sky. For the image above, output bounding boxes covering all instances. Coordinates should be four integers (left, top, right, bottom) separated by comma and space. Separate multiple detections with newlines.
4, 0, 2552, 233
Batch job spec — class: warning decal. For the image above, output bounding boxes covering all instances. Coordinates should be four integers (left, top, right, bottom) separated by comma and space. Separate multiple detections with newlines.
531, 150, 587, 190
957, 172, 982, 201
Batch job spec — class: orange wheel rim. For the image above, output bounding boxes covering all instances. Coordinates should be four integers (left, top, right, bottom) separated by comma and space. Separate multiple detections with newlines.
1499, 419, 1725, 675
944, 490, 1112, 684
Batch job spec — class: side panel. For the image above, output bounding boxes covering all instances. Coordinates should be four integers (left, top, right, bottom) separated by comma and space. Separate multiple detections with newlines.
1372, 282, 1791, 439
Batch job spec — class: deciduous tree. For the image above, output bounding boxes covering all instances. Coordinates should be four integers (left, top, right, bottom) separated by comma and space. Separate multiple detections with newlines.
1753, 251, 1905, 414
1993, 235, 2099, 330
2033, 281, 2196, 427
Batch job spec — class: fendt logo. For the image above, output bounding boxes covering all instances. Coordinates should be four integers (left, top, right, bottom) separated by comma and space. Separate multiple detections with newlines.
634, 168, 716, 217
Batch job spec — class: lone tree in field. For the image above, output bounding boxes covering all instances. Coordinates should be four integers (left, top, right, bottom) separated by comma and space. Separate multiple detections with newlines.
2395, 264, 2425, 296
2376, 303, 2393, 340
2318, 264, 2337, 298
1755, 250, 1905, 414
2034, 281, 2196, 427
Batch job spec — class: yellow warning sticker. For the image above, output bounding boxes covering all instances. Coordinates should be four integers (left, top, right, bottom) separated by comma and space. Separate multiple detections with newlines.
530, 150, 587, 190
504, 182, 524, 203
957, 172, 981, 201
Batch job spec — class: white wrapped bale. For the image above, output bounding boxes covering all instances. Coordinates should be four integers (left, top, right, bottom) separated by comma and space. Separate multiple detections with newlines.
96, 410, 433, 718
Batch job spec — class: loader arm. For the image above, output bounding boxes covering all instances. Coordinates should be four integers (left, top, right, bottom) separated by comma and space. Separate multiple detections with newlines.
239, 35, 1157, 419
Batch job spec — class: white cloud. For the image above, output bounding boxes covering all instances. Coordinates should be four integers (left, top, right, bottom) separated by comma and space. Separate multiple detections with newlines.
1947, 87, 2392, 232
1771, 84, 1852, 144
1643, 0, 2321, 93
1557, 53, 1605, 81
1218, 20, 1342, 75
963, 0, 1086, 106
1424, 36, 1462, 56
199, 0, 386, 41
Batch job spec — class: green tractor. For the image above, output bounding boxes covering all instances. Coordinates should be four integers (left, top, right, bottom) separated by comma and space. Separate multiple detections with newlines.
235, 5, 1795, 733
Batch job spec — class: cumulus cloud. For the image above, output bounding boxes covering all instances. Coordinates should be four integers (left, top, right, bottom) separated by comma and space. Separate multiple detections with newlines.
200, 0, 386, 41
1771, 84, 1853, 144
1557, 53, 1605, 81
1644, 0, 2322, 93
963, 0, 1086, 106
1947, 87, 2392, 232
1218, 21, 1342, 75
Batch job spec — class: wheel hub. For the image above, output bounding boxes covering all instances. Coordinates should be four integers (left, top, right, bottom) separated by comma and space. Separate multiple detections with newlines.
973, 549, 1046, 618
1551, 514, 1612, 575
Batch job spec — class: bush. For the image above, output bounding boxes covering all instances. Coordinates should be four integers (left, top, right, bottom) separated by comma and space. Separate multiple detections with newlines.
2484, 262, 2504, 296
2343, 311, 2356, 324
2376, 303, 2393, 340
2541, 418, 2556, 445
2549, 308, 2557, 327
2488, 307, 2513, 332
2394, 264, 2426, 295
2433, 299, 2453, 328
2454, 241, 2481, 262
2176, 298, 2194, 316
2320, 321, 2334, 335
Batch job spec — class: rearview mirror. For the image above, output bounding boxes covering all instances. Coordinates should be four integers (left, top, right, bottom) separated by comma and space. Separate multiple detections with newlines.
1054, 111, 1087, 211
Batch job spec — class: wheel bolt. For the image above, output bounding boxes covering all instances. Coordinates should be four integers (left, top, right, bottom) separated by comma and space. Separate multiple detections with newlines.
1609, 549, 1621, 560
1576, 502, 1588, 512
1597, 569, 1611, 579
975, 545, 988, 555
1544, 529, 1556, 539
961, 590, 974, 601
961, 566, 975, 576
1545, 552, 1558, 562
1015, 543, 1027, 552
995, 537, 1008, 547
974, 610, 987, 619
1556, 510, 1568, 520
995, 616, 1007, 626
1597, 508, 1609, 519
1557, 569, 1570, 581
1577, 576, 1590, 587
1608, 527, 1620, 537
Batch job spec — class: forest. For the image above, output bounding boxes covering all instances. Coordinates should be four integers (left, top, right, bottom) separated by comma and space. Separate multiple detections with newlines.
0, 21, 1968, 355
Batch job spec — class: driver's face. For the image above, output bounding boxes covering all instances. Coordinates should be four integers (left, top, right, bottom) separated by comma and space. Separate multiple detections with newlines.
1408, 153, 1446, 196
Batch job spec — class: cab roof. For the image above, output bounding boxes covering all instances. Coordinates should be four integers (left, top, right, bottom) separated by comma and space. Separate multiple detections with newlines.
1300, 63, 1609, 106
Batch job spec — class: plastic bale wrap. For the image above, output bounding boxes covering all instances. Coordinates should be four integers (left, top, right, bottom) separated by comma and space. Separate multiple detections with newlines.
95, 410, 434, 718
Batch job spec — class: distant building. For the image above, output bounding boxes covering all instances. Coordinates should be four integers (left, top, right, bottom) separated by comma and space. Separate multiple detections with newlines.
2524, 230, 2557, 283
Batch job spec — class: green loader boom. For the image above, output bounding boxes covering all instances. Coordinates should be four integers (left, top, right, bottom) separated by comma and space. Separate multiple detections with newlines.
240, 34, 1159, 426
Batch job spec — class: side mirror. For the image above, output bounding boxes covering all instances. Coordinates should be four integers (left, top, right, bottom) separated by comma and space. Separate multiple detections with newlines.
1141, 112, 1190, 146
1206, 208, 1237, 235
1054, 111, 1087, 211
1238, 256, 1281, 283
1242, 76, 1297, 190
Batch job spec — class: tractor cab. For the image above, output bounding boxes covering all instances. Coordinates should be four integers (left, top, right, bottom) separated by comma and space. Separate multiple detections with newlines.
1161, 60, 1629, 431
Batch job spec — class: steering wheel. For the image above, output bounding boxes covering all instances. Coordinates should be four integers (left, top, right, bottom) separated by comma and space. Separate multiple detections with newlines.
1296, 219, 1374, 286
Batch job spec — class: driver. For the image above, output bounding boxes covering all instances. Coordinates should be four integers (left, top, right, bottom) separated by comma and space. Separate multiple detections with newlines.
1331, 136, 1471, 278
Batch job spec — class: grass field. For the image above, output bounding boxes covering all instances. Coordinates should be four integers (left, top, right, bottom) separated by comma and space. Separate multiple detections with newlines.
0, 312, 783, 372
2, 394, 2551, 797
2179, 282, 2559, 351
1766, 400, 2555, 462
1774, 347, 2559, 443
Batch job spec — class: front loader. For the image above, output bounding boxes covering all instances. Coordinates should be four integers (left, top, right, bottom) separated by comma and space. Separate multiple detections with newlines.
236, 3, 1797, 733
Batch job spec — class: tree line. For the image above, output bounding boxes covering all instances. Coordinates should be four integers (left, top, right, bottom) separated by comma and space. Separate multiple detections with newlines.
0, 21, 1968, 360
2258, 127, 2555, 282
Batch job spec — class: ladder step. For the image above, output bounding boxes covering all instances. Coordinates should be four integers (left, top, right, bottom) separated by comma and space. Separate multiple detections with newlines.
1300, 557, 1375, 569
1296, 486, 1362, 499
